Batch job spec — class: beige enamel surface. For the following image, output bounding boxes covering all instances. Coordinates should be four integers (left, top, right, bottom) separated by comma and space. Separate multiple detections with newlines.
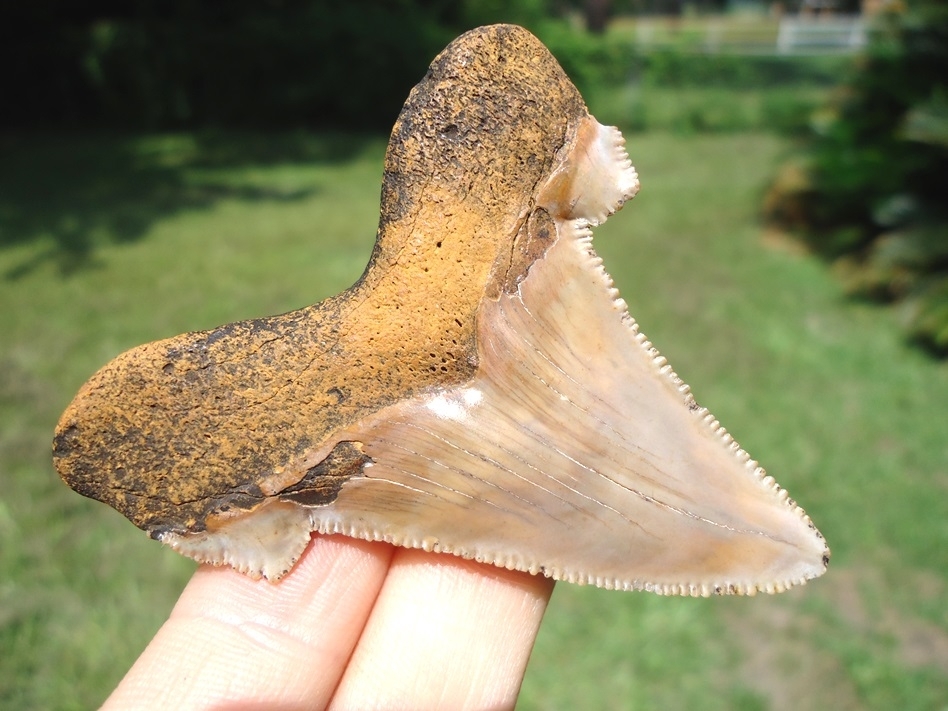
308, 218, 828, 595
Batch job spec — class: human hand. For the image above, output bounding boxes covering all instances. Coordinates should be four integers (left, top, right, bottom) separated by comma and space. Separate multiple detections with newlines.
102, 534, 553, 710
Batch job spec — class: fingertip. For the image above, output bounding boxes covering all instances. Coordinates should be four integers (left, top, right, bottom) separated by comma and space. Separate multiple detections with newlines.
328, 548, 554, 711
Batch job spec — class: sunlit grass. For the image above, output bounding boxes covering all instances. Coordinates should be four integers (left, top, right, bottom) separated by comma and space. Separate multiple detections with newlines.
1, 129, 945, 710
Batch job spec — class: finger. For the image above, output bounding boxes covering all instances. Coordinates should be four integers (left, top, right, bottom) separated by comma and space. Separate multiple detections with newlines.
328, 548, 554, 711
102, 535, 394, 710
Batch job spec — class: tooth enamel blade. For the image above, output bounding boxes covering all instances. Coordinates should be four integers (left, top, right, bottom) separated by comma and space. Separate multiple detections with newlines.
314, 222, 828, 597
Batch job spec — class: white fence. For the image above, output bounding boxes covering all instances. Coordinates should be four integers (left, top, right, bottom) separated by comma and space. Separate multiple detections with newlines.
630, 14, 868, 56
776, 15, 867, 54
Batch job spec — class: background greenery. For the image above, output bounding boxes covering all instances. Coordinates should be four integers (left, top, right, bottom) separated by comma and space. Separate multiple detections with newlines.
2, 2, 946, 709
765, 0, 948, 354
3, 0, 843, 133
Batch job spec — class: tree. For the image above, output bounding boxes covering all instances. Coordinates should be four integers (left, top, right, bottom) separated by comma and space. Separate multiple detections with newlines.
765, 0, 948, 354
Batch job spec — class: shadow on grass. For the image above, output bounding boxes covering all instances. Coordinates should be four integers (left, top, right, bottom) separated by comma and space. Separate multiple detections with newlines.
0, 130, 374, 279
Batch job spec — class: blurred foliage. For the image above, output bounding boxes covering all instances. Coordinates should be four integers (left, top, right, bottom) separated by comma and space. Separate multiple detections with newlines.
1, 0, 630, 132
2, 0, 840, 135
1, 1, 849, 278
640, 51, 845, 90
3, 0, 462, 131
764, 0, 948, 355
625, 52, 844, 135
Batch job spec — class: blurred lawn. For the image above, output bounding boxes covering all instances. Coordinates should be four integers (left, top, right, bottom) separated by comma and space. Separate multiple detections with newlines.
1, 126, 946, 710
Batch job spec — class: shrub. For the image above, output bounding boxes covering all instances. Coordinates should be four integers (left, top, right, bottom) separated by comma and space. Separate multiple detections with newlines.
764, 1, 948, 355
4, 3, 843, 134
641, 51, 845, 90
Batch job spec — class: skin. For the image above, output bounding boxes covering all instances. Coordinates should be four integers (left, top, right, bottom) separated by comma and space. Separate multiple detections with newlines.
102, 536, 553, 710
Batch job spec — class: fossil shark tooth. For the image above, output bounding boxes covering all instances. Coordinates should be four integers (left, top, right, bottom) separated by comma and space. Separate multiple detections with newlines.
53, 24, 828, 595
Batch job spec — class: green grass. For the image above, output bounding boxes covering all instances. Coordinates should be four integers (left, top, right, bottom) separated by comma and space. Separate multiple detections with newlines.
1, 128, 946, 710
